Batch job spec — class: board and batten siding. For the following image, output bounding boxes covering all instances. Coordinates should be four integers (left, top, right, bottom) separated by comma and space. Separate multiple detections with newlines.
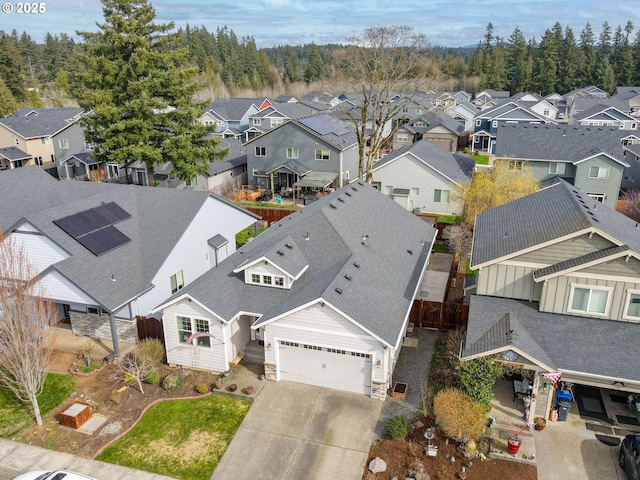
262, 303, 386, 383
373, 154, 464, 214
476, 263, 541, 300
515, 233, 615, 265
540, 275, 640, 321
162, 300, 227, 372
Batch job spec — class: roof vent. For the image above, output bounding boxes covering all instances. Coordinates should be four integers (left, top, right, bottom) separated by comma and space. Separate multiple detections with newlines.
338, 197, 345, 203
351, 186, 358, 192
407, 249, 413, 255
353, 261, 360, 268
335, 287, 343, 294
285, 243, 292, 249
330, 203, 337, 209
277, 250, 284, 256
344, 274, 351, 281
503, 232, 508, 239
361, 234, 369, 245
305, 232, 310, 241
345, 191, 352, 197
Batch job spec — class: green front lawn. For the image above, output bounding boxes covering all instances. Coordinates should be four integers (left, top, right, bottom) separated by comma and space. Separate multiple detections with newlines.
471, 155, 489, 165
0, 373, 76, 438
97, 395, 251, 480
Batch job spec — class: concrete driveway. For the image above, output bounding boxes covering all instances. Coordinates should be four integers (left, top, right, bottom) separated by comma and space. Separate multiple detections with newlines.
212, 381, 382, 480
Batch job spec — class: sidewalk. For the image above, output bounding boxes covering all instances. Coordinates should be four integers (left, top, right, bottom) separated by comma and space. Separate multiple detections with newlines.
0, 438, 177, 480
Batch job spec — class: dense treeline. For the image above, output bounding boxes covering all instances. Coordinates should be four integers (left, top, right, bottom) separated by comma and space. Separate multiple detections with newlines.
2, 19, 640, 116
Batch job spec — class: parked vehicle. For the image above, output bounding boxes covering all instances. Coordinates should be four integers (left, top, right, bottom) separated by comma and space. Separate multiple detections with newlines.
620, 434, 640, 480
12, 470, 96, 480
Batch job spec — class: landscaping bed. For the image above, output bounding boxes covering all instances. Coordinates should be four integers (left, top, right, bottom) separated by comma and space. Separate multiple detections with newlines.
13, 350, 247, 464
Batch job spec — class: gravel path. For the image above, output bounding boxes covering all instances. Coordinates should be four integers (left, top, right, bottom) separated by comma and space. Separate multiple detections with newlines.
374, 328, 441, 438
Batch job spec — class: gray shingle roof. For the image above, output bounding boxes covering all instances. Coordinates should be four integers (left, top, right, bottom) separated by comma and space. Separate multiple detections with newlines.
463, 296, 640, 382
494, 123, 630, 165
161, 181, 435, 346
207, 98, 266, 121
573, 104, 635, 121
0, 146, 31, 161
296, 114, 358, 149
0, 166, 254, 312
0, 108, 84, 138
471, 179, 640, 267
373, 139, 475, 186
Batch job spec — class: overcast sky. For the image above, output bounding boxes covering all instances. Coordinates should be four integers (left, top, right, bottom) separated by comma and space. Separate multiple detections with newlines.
0, 0, 637, 48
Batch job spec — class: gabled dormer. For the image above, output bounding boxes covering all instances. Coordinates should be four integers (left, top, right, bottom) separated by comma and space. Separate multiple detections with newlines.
233, 235, 308, 289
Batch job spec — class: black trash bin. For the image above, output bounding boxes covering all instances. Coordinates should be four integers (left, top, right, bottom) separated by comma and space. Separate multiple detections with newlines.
557, 399, 571, 421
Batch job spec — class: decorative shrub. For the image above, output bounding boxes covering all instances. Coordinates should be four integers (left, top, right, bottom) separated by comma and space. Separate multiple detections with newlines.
124, 372, 138, 386
456, 355, 503, 408
433, 388, 487, 443
145, 369, 160, 385
385, 415, 412, 439
136, 338, 166, 365
161, 372, 184, 391
195, 383, 210, 394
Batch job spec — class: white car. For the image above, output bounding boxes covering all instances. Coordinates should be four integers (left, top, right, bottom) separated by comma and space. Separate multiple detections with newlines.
12, 470, 96, 480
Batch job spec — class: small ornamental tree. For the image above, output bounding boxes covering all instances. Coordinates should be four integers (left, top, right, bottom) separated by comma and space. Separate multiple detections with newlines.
111, 352, 152, 394
433, 388, 487, 443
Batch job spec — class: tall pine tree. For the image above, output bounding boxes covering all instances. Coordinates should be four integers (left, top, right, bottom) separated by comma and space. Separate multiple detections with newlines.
76, 0, 227, 184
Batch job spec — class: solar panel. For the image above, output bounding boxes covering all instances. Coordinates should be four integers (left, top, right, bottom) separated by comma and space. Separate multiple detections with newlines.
53, 202, 132, 256
76, 225, 130, 256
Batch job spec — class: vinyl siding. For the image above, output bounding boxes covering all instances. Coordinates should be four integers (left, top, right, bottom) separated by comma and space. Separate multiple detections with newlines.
263, 303, 387, 383
38, 270, 96, 305
162, 300, 227, 372
13, 228, 69, 274
581, 256, 640, 277
526, 161, 575, 183
574, 155, 625, 208
372, 154, 464, 214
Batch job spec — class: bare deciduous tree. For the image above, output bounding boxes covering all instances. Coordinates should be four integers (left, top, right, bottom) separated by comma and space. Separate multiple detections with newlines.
111, 352, 152, 394
0, 230, 56, 426
335, 25, 430, 182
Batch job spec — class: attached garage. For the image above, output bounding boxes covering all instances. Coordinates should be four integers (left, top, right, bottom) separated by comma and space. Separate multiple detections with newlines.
278, 340, 372, 395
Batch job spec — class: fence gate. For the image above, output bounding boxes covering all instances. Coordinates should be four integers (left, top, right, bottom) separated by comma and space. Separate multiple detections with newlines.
409, 300, 468, 330
136, 315, 165, 343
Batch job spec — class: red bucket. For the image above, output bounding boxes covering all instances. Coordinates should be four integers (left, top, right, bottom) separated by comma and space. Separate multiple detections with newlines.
507, 438, 521, 454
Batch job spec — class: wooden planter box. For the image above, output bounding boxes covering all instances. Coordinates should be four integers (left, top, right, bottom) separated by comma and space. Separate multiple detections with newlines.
391, 382, 408, 400
59, 402, 92, 429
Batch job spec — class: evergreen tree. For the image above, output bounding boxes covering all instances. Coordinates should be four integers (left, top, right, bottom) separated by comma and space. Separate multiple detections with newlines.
633, 30, 640, 85
506, 28, 529, 93
612, 23, 634, 86
580, 22, 597, 85
0, 32, 26, 101
557, 27, 583, 93
282, 45, 302, 84
303, 43, 327, 83
0, 77, 18, 116
594, 56, 615, 93
533, 29, 558, 95
76, 0, 227, 184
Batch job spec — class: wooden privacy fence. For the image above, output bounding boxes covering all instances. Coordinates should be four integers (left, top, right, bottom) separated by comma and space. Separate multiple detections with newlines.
245, 206, 298, 225
136, 315, 165, 343
409, 300, 468, 330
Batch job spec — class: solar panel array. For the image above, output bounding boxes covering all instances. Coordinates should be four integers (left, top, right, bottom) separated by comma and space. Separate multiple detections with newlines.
299, 115, 350, 137
53, 202, 131, 256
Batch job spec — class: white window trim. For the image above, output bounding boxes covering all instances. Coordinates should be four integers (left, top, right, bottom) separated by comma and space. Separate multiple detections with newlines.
315, 149, 330, 161
170, 270, 184, 294
397, 133, 409, 143
567, 284, 613, 317
286, 148, 299, 159
588, 166, 610, 179
434, 189, 450, 204
252, 118, 261, 126
247, 270, 286, 288
176, 315, 212, 348
59, 139, 69, 149
622, 289, 640, 322
549, 163, 566, 175
255, 146, 266, 157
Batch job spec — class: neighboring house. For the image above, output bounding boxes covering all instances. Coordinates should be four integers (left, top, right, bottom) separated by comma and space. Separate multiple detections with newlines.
391, 113, 465, 152
472, 101, 556, 154
508, 93, 559, 122
0, 146, 32, 170
450, 90, 472, 104
152, 138, 248, 195
572, 104, 638, 130
0, 166, 258, 355
494, 123, 631, 207
445, 101, 479, 132
298, 91, 342, 111
198, 98, 271, 135
60, 152, 117, 183
565, 85, 609, 99
371, 139, 475, 215
246, 113, 359, 196
422, 90, 456, 111
244, 103, 318, 141
153, 181, 437, 399
472, 89, 510, 110
0, 108, 87, 177
462, 180, 640, 424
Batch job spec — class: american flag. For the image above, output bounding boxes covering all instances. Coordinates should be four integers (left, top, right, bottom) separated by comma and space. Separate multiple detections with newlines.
542, 371, 562, 385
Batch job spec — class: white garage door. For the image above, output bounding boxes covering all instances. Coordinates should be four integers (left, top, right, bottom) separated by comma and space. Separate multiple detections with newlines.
278, 341, 372, 395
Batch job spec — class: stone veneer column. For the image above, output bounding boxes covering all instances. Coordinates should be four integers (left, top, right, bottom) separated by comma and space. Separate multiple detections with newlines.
371, 381, 388, 401
263, 361, 277, 381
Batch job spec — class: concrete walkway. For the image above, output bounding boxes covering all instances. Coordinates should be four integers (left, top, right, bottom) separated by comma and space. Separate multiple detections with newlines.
0, 438, 177, 480
212, 381, 382, 480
